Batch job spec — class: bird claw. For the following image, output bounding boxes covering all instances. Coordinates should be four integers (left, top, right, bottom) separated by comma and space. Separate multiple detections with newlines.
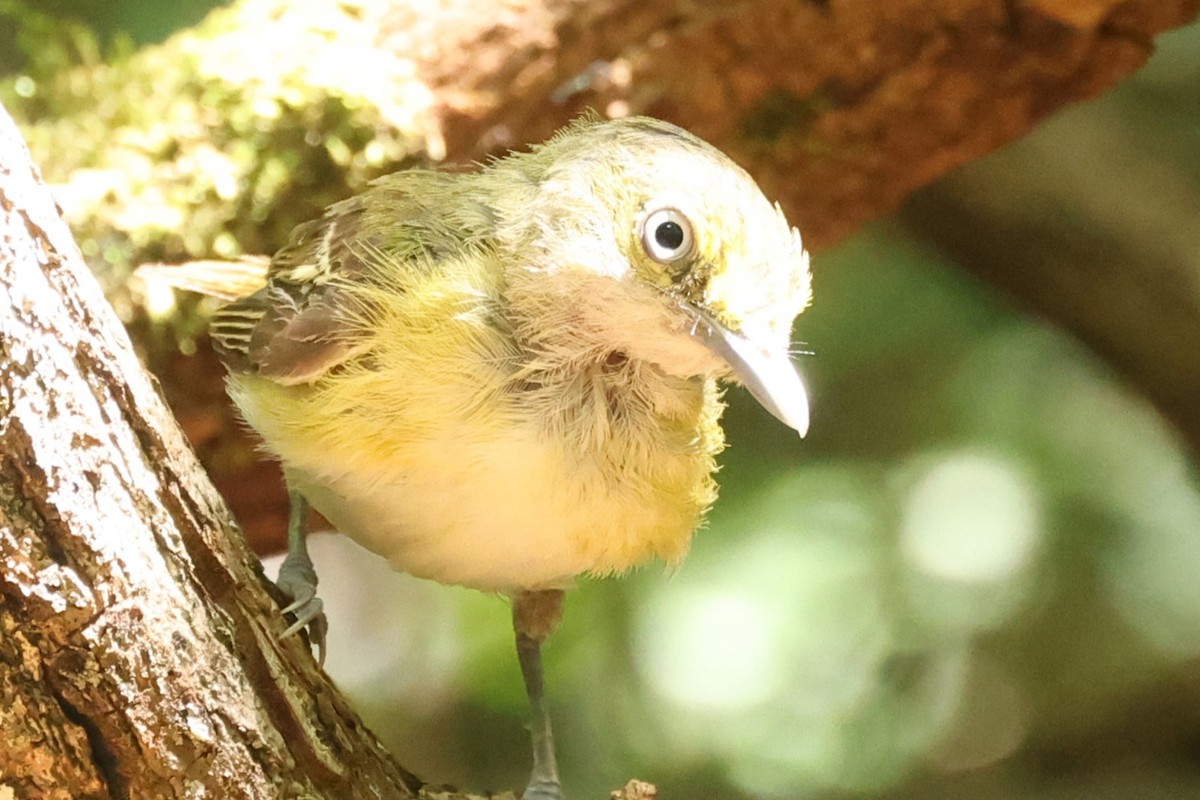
275, 550, 328, 665
521, 779, 563, 800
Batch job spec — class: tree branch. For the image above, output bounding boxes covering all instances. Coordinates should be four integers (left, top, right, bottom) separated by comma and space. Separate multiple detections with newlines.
11, 0, 1196, 547
13, 0, 1198, 263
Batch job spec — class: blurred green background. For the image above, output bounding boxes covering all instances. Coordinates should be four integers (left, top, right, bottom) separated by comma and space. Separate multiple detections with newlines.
5, 3, 1200, 799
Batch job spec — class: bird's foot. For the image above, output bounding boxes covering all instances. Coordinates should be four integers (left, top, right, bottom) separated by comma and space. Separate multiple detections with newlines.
521, 778, 563, 800
275, 548, 328, 665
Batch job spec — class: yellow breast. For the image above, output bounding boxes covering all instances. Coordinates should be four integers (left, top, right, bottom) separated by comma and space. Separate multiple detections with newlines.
231, 373, 723, 590
226, 258, 727, 591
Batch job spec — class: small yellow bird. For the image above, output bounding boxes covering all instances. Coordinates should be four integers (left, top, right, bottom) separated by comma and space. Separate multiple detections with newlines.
167, 115, 811, 799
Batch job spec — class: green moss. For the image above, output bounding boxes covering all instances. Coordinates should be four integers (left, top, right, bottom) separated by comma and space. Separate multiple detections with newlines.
741, 87, 827, 142
3, 0, 435, 335
738, 86, 843, 160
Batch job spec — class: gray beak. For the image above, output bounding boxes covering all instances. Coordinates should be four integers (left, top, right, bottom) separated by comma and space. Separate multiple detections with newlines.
688, 309, 809, 437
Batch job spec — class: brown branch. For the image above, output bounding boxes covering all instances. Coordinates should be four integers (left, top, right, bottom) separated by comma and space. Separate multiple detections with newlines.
18, 0, 1199, 254
13, 0, 1196, 549
393, 0, 1200, 249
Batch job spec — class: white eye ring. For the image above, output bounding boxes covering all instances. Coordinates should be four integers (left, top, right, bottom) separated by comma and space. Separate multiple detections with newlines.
640, 206, 695, 264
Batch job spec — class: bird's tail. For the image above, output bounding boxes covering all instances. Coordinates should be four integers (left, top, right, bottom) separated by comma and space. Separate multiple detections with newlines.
132, 257, 270, 302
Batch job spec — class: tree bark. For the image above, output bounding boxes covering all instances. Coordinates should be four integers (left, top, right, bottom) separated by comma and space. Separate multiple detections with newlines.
17, 0, 1199, 256
0, 101, 433, 800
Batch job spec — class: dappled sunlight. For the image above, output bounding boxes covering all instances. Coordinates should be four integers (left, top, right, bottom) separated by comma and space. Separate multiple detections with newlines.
943, 325, 1200, 659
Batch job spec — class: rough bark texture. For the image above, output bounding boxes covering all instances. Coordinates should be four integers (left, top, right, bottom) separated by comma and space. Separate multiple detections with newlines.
423, 0, 1200, 249
0, 101, 434, 800
17, 0, 1200, 257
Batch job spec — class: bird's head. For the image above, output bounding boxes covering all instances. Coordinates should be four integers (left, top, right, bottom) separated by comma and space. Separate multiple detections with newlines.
494, 116, 812, 436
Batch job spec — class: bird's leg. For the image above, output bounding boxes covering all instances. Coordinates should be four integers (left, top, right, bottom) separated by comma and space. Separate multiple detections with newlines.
513, 589, 566, 800
275, 488, 328, 664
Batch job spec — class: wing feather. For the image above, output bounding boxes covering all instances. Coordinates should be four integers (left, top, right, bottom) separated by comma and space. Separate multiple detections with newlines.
134, 257, 270, 302
210, 170, 492, 384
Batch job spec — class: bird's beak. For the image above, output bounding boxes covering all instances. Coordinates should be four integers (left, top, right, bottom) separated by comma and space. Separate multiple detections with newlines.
686, 307, 809, 437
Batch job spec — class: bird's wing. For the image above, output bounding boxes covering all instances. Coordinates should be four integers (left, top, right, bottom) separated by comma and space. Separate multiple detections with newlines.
209, 190, 373, 384
210, 171, 482, 385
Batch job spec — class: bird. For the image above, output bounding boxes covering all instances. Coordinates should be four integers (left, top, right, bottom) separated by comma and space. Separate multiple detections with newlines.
157, 115, 812, 799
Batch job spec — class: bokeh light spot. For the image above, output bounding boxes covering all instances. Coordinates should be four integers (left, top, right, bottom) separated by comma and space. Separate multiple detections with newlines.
901, 451, 1040, 584
639, 590, 784, 712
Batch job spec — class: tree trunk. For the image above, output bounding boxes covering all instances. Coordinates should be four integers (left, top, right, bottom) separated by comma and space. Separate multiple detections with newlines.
0, 101, 429, 800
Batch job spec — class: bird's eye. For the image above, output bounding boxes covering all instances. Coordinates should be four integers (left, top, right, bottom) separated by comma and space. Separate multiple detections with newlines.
640, 207, 695, 264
